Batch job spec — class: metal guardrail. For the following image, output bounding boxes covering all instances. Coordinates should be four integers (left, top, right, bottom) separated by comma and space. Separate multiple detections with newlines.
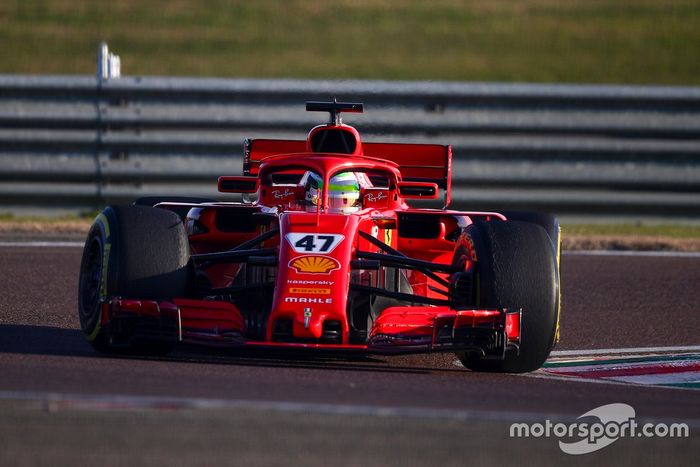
1, 46, 699, 216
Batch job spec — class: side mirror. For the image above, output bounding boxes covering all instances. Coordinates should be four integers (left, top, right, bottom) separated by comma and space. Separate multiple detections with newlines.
218, 176, 259, 193
397, 181, 439, 199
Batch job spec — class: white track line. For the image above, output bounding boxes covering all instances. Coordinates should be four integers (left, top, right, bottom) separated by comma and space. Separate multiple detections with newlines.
523, 370, 700, 394
0, 390, 580, 424
549, 345, 700, 357
2, 389, 697, 426
607, 371, 700, 386
564, 250, 700, 258
0, 241, 83, 248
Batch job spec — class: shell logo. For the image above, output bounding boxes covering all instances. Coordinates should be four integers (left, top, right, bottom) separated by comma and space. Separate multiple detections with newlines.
289, 255, 340, 274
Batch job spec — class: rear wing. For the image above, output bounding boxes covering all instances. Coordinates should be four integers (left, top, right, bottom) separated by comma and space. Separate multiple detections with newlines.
243, 139, 453, 206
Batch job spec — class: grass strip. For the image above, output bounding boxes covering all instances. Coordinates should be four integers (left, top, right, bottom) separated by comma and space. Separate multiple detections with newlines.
1, 0, 699, 84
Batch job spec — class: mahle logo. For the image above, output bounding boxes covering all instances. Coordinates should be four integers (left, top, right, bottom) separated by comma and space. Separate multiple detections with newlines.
509, 403, 689, 455
284, 297, 332, 304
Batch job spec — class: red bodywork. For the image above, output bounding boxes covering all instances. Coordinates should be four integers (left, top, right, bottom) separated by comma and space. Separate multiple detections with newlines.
103, 105, 520, 357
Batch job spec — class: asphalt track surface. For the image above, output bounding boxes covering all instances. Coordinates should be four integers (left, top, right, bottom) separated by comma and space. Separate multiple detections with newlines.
0, 244, 699, 466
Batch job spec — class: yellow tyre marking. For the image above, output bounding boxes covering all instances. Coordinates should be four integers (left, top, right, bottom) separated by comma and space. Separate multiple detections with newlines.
87, 212, 111, 342
96, 212, 110, 239
553, 225, 562, 344
86, 311, 102, 342
99, 244, 111, 298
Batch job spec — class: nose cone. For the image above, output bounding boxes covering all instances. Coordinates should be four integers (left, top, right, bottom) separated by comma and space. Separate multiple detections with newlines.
267, 212, 358, 343
293, 310, 329, 339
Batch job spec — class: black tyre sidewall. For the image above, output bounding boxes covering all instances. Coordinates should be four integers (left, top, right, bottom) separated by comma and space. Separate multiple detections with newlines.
78, 207, 119, 349
500, 211, 559, 252
460, 221, 558, 372
78, 205, 190, 351
500, 210, 562, 347
111, 205, 190, 300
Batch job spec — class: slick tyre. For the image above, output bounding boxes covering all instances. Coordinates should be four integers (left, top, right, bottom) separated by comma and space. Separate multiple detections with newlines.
457, 221, 558, 373
500, 211, 562, 347
78, 205, 191, 354
500, 211, 561, 258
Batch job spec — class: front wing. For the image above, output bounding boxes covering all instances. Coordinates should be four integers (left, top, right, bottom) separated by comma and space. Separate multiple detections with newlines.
100, 298, 521, 358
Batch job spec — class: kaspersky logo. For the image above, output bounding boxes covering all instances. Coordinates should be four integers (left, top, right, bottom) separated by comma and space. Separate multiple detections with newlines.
289, 255, 340, 274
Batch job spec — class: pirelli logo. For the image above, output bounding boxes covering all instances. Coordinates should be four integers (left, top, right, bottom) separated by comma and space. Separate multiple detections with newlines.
289, 288, 331, 295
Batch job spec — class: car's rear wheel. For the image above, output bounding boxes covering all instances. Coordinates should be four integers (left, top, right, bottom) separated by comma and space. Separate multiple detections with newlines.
456, 221, 558, 373
78, 205, 191, 354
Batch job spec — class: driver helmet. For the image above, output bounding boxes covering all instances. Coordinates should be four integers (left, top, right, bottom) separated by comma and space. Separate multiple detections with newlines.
304, 171, 362, 214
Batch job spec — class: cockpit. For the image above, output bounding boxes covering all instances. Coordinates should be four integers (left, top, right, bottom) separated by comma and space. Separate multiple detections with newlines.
257, 161, 397, 214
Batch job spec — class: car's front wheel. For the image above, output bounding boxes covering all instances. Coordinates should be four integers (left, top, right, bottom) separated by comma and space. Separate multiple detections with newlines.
78, 205, 191, 354
455, 220, 559, 372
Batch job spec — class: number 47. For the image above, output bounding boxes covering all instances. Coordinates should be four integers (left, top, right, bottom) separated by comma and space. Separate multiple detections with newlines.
294, 234, 336, 252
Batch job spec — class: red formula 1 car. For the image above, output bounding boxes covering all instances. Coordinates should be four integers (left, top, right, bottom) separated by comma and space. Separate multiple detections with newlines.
78, 101, 561, 372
